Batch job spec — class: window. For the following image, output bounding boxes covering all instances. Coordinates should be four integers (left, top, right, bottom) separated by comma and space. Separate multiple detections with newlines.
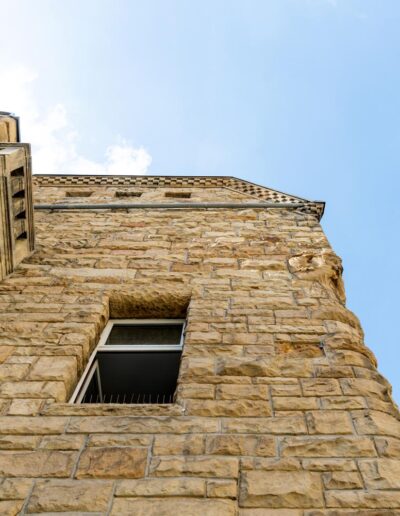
65, 191, 93, 197
70, 319, 185, 404
165, 191, 191, 199
115, 191, 142, 198
10, 167, 27, 240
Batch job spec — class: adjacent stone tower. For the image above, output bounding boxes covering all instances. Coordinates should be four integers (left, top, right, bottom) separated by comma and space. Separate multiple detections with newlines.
1, 115, 400, 515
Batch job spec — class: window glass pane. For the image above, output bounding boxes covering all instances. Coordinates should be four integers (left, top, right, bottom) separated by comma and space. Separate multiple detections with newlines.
105, 324, 183, 346
80, 351, 182, 404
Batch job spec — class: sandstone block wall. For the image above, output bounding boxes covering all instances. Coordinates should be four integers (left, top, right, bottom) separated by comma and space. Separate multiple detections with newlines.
0, 179, 399, 515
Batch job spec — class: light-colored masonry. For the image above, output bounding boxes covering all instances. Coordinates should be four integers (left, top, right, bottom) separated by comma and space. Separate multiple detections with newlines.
1, 126, 400, 515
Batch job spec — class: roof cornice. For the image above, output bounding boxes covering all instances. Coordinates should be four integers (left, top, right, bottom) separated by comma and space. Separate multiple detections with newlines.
33, 174, 325, 220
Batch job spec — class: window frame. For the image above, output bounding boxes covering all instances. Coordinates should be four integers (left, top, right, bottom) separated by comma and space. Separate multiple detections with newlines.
69, 318, 186, 404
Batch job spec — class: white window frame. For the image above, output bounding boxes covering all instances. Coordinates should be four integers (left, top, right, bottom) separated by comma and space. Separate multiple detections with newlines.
69, 318, 186, 404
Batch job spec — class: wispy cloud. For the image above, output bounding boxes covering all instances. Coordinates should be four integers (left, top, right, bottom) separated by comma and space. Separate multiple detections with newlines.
0, 66, 152, 175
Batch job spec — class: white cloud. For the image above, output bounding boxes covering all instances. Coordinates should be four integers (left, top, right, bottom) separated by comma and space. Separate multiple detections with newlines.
0, 66, 152, 175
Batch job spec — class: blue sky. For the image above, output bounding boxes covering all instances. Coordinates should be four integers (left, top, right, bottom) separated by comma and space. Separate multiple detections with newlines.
1, 0, 399, 402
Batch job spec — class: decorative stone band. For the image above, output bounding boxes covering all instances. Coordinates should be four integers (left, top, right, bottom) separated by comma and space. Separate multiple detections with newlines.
34, 201, 325, 220
33, 174, 325, 220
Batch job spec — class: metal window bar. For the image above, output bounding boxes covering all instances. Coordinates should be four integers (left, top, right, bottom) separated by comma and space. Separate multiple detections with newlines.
80, 391, 175, 404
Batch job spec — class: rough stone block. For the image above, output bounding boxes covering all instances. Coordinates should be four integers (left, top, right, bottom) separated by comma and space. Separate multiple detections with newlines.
67, 416, 219, 434
0, 435, 40, 450
239, 470, 324, 508
206, 435, 275, 457
153, 434, 204, 455
7, 399, 43, 415
306, 411, 354, 434
0, 450, 77, 477
26, 479, 113, 512
110, 497, 237, 515
216, 384, 269, 400
186, 399, 271, 417
0, 417, 67, 435
76, 447, 147, 479
222, 415, 307, 434
281, 436, 376, 457
325, 490, 400, 508
359, 458, 400, 489
115, 478, 206, 497
28, 356, 77, 393
0, 478, 33, 499
150, 456, 239, 478
207, 479, 237, 499
301, 378, 341, 396
374, 436, 400, 458
353, 411, 400, 439
322, 471, 363, 489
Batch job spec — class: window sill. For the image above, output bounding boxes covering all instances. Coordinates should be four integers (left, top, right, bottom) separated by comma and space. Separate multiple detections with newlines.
41, 401, 185, 417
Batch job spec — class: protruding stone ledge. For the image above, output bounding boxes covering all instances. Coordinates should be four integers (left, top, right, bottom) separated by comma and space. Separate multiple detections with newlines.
41, 402, 185, 417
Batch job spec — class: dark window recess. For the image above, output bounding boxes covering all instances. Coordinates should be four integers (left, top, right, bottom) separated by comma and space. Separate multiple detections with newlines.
81, 351, 182, 404
10, 167, 27, 240
77, 322, 184, 404
115, 191, 142, 198
66, 191, 93, 197
165, 192, 191, 199
10, 167, 24, 177
106, 324, 183, 346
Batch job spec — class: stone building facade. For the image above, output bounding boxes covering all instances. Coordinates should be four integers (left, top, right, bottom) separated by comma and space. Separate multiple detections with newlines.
1, 116, 400, 514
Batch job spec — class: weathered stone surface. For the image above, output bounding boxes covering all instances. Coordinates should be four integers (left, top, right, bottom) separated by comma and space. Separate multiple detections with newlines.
0, 380, 65, 401
240, 457, 302, 472
110, 497, 237, 515
0, 417, 67, 434
322, 471, 363, 489
302, 459, 357, 472
0, 478, 33, 499
153, 434, 204, 455
40, 434, 85, 450
76, 447, 147, 478
67, 416, 219, 434
0, 363, 30, 381
88, 434, 152, 448
239, 510, 302, 515
273, 396, 319, 411
28, 356, 77, 394
7, 398, 43, 415
341, 378, 389, 400
0, 177, 398, 513
0, 450, 77, 477
222, 415, 307, 434
207, 479, 237, 499
0, 500, 24, 515
359, 458, 400, 489
325, 490, 400, 508
281, 436, 376, 457
375, 436, 400, 457
216, 384, 269, 400
150, 456, 239, 478
306, 411, 354, 434
353, 411, 400, 439
186, 399, 271, 417
116, 478, 206, 497
217, 357, 314, 377
206, 435, 275, 456
301, 378, 341, 396
26, 479, 114, 512
0, 435, 40, 449
239, 471, 324, 508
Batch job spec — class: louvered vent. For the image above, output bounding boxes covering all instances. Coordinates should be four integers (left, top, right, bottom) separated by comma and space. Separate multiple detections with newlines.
0, 144, 34, 280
